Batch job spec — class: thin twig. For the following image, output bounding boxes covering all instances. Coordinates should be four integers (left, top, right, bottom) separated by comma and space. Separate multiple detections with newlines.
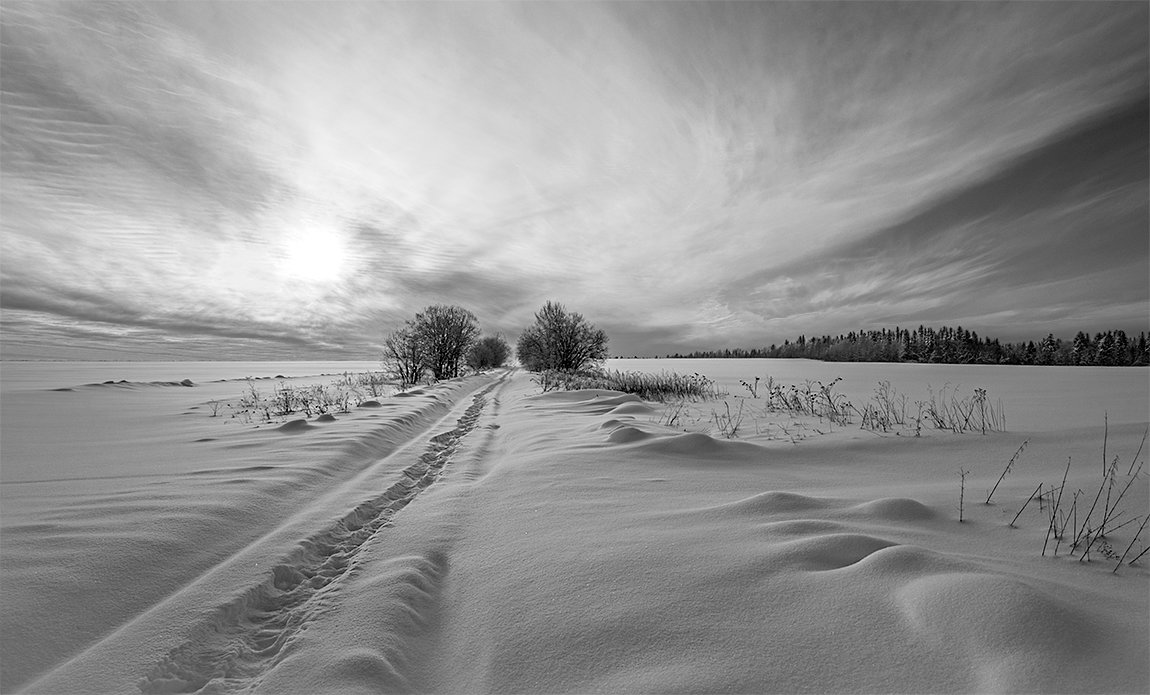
1009, 483, 1044, 527
986, 439, 1029, 505
1053, 495, 1075, 556
1102, 412, 1108, 478
958, 469, 970, 522
1100, 459, 1145, 537
1073, 471, 1110, 550
1043, 457, 1071, 556
1101, 514, 1139, 536
1099, 456, 1119, 538
1078, 525, 1096, 562
1127, 426, 1147, 477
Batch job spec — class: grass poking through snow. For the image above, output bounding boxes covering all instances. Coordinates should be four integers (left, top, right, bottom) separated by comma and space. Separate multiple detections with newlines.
221, 372, 397, 424
997, 422, 1149, 573
534, 369, 723, 402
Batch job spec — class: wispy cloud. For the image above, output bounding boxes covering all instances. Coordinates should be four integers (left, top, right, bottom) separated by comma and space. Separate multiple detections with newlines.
1, 1, 1146, 358
717, 99, 1150, 346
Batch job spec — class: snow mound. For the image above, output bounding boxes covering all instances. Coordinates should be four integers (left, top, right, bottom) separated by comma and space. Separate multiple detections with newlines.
769, 533, 898, 571
606, 426, 656, 444
845, 544, 967, 577
717, 491, 837, 515
608, 401, 657, 415
758, 518, 846, 535
847, 497, 937, 521
529, 389, 632, 402
527, 391, 645, 415
79, 379, 196, 389
897, 572, 1105, 692
635, 431, 764, 460
277, 419, 314, 433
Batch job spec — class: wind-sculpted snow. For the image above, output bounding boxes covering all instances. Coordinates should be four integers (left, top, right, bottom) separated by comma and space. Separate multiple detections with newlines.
137, 383, 495, 694
3, 373, 499, 693
223, 377, 1149, 694
4, 371, 1146, 694
896, 572, 1106, 692
71, 379, 198, 389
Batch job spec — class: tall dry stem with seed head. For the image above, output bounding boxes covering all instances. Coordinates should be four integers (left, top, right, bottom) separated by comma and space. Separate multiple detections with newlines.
986, 439, 1029, 505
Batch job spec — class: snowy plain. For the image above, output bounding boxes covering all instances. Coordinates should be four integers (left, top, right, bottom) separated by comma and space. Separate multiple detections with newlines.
1, 359, 1147, 694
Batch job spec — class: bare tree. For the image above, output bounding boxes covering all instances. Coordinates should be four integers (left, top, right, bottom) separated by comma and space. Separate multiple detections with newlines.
468, 334, 512, 371
414, 305, 480, 380
516, 301, 608, 372
382, 322, 424, 386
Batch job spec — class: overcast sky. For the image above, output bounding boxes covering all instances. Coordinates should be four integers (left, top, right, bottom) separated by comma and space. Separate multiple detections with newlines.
1, 1, 1147, 359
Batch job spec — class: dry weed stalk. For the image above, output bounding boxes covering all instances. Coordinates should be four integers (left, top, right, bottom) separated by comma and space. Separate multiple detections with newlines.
1127, 426, 1147, 476
1043, 457, 1072, 556
986, 439, 1029, 505
1009, 483, 1044, 527
711, 401, 745, 438
958, 469, 970, 522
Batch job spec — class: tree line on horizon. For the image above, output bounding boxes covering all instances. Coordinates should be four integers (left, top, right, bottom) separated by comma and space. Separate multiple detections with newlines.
667, 326, 1150, 366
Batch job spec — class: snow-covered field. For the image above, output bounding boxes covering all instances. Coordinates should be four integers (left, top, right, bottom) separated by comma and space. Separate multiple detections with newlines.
1, 361, 1147, 693
608, 358, 1150, 432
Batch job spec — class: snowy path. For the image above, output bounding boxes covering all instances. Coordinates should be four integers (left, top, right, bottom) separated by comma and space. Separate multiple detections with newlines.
11, 372, 507, 694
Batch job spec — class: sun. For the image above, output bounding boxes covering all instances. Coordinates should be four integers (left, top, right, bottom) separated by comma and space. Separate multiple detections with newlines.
279, 227, 350, 284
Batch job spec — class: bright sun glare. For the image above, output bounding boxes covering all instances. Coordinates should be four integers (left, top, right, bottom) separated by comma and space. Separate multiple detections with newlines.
280, 228, 349, 284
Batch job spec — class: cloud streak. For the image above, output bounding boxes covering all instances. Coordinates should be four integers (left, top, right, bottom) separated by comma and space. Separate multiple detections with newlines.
717, 99, 1150, 347
1, 1, 1146, 358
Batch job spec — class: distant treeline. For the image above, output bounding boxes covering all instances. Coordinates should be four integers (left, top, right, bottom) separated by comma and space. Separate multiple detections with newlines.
668, 326, 1150, 366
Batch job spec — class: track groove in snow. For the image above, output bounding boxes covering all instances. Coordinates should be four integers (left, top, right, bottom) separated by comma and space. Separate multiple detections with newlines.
137, 382, 497, 694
